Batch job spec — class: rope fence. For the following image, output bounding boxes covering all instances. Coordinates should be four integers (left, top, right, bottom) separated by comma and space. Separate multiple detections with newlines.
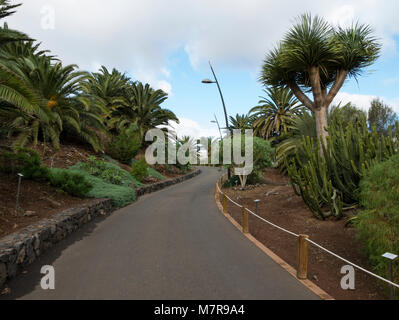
216, 177, 399, 293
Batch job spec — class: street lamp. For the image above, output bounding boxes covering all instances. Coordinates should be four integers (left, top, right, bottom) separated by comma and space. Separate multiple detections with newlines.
211, 114, 223, 141
202, 61, 232, 178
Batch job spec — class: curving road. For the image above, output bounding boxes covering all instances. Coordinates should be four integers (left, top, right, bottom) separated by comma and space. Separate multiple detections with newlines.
4, 167, 318, 300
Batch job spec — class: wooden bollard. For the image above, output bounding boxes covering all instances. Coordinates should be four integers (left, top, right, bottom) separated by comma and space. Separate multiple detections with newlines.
223, 194, 228, 214
242, 207, 249, 234
297, 235, 309, 280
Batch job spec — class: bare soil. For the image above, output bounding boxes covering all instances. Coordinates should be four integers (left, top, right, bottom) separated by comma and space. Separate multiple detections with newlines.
0, 174, 93, 238
222, 169, 388, 300
0, 142, 188, 239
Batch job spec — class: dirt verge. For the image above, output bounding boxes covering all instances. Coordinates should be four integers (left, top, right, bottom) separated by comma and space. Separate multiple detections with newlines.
221, 169, 388, 300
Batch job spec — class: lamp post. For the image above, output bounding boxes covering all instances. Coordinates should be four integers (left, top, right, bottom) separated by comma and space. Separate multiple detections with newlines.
202, 61, 232, 179
15, 173, 24, 212
211, 114, 223, 141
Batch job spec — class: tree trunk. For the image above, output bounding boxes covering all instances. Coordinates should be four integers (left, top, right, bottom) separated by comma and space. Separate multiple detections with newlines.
315, 107, 328, 150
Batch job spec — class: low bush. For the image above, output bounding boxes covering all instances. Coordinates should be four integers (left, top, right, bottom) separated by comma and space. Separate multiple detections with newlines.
106, 131, 141, 165
48, 169, 93, 198
148, 167, 166, 181
0, 148, 49, 181
355, 154, 399, 285
74, 156, 144, 188
131, 158, 149, 182
63, 168, 136, 207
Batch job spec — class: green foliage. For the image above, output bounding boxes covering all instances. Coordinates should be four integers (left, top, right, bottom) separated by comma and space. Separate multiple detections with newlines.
0, 148, 49, 181
131, 158, 149, 183
106, 131, 141, 165
250, 87, 303, 139
261, 14, 381, 90
252, 137, 275, 174
60, 168, 136, 207
48, 168, 93, 198
223, 136, 274, 186
355, 154, 399, 284
287, 118, 399, 220
276, 103, 367, 172
148, 167, 166, 181
368, 98, 398, 136
229, 114, 253, 130
72, 156, 143, 188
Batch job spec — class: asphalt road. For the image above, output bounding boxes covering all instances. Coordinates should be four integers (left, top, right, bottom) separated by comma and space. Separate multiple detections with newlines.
4, 167, 318, 300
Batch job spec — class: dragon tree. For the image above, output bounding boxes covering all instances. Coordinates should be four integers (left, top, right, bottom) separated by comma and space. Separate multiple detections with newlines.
260, 14, 380, 148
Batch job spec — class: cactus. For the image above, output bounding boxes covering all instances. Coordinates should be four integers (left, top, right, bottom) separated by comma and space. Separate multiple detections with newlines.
287, 118, 399, 220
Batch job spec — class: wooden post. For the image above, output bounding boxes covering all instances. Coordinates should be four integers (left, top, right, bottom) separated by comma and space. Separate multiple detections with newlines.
242, 207, 249, 234
223, 194, 228, 214
297, 235, 309, 280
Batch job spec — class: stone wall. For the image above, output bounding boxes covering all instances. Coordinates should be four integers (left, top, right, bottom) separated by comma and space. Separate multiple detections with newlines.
0, 199, 112, 287
0, 169, 201, 287
136, 169, 201, 197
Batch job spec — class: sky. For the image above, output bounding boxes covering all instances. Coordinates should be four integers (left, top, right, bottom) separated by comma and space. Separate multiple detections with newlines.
5, 0, 399, 138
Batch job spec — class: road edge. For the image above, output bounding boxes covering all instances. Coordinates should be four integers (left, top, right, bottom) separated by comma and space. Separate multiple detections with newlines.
214, 182, 334, 301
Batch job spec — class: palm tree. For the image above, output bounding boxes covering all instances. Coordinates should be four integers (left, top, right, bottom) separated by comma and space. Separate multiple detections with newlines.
261, 14, 380, 148
229, 114, 253, 130
112, 82, 179, 140
80, 66, 130, 128
0, 2, 40, 141
250, 87, 303, 139
2, 49, 105, 151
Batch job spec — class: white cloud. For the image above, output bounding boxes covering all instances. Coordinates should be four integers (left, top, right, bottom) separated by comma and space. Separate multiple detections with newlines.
333, 92, 377, 111
169, 118, 220, 139
333, 92, 399, 113
6, 0, 399, 82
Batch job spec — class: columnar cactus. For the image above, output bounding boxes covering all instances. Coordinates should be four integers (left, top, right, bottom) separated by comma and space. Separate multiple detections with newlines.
287, 119, 399, 220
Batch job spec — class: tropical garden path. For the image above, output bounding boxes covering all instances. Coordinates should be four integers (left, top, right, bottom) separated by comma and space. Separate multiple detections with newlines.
4, 167, 318, 300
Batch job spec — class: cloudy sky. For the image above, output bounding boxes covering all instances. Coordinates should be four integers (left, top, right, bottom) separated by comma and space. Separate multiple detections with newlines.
6, 0, 399, 138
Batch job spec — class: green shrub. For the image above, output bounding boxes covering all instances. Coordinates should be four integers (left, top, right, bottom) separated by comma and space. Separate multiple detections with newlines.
148, 167, 166, 181
131, 158, 149, 182
48, 169, 93, 198
74, 156, 144, 188
0, 148, 50, 181
60, 168, 136, 207
223, 136, 274, 186
106, 131, 141, 165
355, 154, 399, 285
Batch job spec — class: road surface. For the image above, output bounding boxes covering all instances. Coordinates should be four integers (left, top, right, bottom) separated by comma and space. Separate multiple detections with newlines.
4, 167, 318, 300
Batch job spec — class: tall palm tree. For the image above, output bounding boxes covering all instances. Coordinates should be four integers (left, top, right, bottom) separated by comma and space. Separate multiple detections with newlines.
250, 87, 303, 139
261, 14, 380, 148
80, 66, 130, 120
229, 113, 253, 130
3, 50, 105, 151
0, 2, 40, 141
112, 82, 179, 140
